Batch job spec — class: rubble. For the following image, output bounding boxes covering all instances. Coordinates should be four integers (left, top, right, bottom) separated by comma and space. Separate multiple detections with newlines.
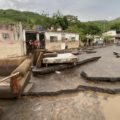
32, 56, 101, 75
113, 52, 120, 58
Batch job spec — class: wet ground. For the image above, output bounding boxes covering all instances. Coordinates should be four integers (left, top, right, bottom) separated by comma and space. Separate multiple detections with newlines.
1, 92, 120, 120
30, 45, 120, 93
1, 45, 120, 120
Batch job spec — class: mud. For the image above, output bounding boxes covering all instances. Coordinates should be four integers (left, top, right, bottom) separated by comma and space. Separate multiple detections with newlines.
1, 45, 120, 120
0, 92, 105, 120
101, 95, 120, 120
30, 45, 120, 94
1, 92, 120, 120
0, 107, 3, 119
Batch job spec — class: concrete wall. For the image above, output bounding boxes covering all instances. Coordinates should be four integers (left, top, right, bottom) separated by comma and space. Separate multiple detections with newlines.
45, 41, 80, 51
0, 41, 23, 58
45, 32, 62, 41
0, 29, 14, 41
0, 23, 25, 58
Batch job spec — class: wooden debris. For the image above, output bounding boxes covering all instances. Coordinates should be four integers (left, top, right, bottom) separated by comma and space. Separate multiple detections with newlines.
33, 50, 41, 66
0, 72, 19, 83
12, 59, 31, 77
36, 52, 44, 68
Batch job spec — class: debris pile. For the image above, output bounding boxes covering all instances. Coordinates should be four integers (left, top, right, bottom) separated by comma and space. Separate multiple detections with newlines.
0, 57, 31, 99
32, 49, 101, 76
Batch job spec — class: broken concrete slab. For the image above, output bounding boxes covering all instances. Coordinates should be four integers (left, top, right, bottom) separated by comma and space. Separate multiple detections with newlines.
32, 56, 101, 75
28, 46, 120, 96
81, 71, 120, 82
43, 53, 78, 64
22, 84, 120, 97
86, 51, 97, 54
71, 51, 82, 55
113, 52, 120, 58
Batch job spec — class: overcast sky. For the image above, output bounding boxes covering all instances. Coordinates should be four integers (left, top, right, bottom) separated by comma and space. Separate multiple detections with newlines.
0, 0, 119, 21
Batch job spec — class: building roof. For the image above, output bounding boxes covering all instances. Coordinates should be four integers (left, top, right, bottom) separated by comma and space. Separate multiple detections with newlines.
24, 29, 79, 35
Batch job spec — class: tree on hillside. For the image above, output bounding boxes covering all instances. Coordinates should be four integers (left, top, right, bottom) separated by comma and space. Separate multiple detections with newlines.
52, 11, 69, 30
110, 22, 120, 31
85, 23, 102, 35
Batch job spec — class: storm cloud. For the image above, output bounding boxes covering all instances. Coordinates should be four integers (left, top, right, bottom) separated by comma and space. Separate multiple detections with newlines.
0, 0, 119, 21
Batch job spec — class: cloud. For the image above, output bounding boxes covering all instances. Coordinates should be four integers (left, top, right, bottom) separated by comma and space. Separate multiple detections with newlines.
0, 0, 120, 21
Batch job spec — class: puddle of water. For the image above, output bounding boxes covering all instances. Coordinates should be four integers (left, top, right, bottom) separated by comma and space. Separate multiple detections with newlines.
100, 95, 120, 120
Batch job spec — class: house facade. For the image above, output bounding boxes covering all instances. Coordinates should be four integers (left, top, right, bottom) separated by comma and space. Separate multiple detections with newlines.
45, 31, 80, 50
102, 30, 117, 43
0, 23, 80, 58
23, 29, 80, 54
0, 23, 24, 58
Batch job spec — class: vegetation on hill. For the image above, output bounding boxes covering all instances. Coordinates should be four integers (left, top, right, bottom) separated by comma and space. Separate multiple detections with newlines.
0, 9, 120, 41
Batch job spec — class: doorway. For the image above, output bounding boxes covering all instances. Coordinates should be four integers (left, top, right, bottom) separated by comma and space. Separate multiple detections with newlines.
25, 32, 37, 55
39, 33, 45, 49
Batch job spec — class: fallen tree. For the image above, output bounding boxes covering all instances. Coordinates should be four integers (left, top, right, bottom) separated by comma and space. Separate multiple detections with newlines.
32, 56, 101, 76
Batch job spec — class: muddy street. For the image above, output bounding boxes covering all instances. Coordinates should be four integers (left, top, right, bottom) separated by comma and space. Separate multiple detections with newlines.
1, 92, 120, 120
1, 45, 120, 120
30, 45, 120, 93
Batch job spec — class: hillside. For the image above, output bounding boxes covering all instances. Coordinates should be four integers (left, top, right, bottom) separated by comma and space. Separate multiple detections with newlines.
0, 9, 52, 28
0, 9, 120, 41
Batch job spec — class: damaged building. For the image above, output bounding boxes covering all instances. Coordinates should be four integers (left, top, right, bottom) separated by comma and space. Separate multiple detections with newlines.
0, 23, 80, 58
0, 23, 24, 58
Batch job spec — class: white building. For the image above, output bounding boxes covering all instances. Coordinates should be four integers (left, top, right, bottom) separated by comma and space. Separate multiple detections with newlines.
22, 29, 80, 55
0, 23, 24, 58
0, 23, 80, 58
45, 31, 80, 50
102, 30, 117, 43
